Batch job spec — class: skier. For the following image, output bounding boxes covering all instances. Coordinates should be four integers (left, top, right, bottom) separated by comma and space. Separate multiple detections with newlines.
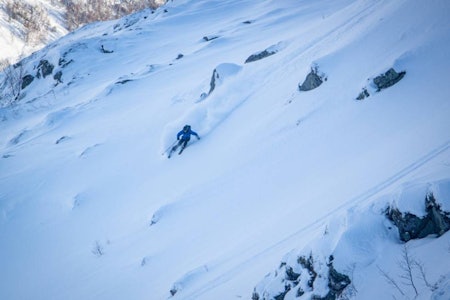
168, 125, 200, 157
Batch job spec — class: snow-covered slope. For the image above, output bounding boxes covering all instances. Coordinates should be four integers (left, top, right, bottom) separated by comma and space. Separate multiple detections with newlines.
0, 0, 449, 299
0, 0, 67, 62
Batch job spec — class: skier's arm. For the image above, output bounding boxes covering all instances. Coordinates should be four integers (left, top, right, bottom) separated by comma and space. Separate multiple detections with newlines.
191, 130, 200, 139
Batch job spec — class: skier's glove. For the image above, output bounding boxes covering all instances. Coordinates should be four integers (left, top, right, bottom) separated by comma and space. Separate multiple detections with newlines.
197, 136, 201, 140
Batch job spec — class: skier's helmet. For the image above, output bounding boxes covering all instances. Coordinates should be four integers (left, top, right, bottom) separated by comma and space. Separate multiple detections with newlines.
183, 125, 191, 131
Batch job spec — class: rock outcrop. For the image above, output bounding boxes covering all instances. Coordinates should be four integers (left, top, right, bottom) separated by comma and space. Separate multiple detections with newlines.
245, 49, 277, 64
373, 68, 406, 91
36, 59, 54, 78
386, 193, 450, 242
298, 68, 325, 91
252, 254, 350, 300
356, 67, 406, 100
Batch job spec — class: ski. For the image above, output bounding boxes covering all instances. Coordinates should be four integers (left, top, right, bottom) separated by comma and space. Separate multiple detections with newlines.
168, 146, 177, 158
178, 146, 185, 155
163, 140, 179, 158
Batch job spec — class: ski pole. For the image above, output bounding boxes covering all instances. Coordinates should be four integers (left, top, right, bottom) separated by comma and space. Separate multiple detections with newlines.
162, 140, 178, 155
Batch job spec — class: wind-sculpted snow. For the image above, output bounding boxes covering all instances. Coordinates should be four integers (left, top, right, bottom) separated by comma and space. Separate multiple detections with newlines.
253, 179, 450, 300
161, 62, 243, 153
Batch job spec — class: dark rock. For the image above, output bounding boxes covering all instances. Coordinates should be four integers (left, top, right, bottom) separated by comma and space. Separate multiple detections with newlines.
328, 264, 351, 295
252, 290, 260, 300
203, 35, 219, 42
298, 254, 317, 288
21, 75, 34, 89
373, 68, 405, 91
253, 252, 351, 300
56, 136, 69, 144
54, 71, 63, 84
9, 130, 27, 145
387, 193, 450, 242
311, 263, 351, 300
176, 53, 184, 60
274, 283, 291, 300
208, 69, 219, 95
285, 266, 301, 282
115, 79, 133, 85
356, 88, 370, 100
36, 60, 54, 78
245, 49, 276, 64
299, 69, 324, 91
100, 45, 114, 53
59, 57, 73, 68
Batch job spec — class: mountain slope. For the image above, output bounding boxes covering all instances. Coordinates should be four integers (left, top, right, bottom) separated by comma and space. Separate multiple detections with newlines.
0, 0, 68, 61
0, 0, 449, 299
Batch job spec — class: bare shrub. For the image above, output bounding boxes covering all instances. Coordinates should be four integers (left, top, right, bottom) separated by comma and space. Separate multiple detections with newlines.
92, 240, 104, 257
4, 0, 51, 44
61, 0, 164, 31
0, 59, 25, 106
378, 244, 440, 298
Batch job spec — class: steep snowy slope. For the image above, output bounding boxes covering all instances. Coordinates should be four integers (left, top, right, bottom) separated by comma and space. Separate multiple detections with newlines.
0, 0, 67, 62
0, 0, 449, 299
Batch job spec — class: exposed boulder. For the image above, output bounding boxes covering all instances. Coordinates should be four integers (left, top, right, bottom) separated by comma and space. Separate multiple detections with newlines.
36, 60, 54, 78
355, 67, 406, 99
53, 71, 63, 84
21, 74, 34, 89
373, 68, 405, 91
208, 68, 219, 95
245, 49, 276, 63
298, 68, 325, 91
326, 263, 351, 299
59, 55, 74, 68
100, 45, 114, 53
203, 35, 219, 42
386, 193, 450, 242
207, 63, 242, 95
356, 88, 369, 100
245, 43, 282, 63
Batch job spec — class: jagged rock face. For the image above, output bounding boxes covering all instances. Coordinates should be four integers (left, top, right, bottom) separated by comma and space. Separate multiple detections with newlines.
387, 193, 450, 242
245, 49, 276, 63
53, 71, 63, 84
206, 63, 242, 96
209, 68, 219, 95
327, 265, 351, 298
356, 88, 370, 100
298, 69, 324, 91
36, 60, 54, 78
355, 67, 406, 99
203, 35, 219, 41
252, 254, 350, 300
21, 74, 34, 89
373, 68, 405, 91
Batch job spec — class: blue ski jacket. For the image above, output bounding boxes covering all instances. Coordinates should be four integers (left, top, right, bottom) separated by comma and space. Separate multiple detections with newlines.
177, 129, 199, 141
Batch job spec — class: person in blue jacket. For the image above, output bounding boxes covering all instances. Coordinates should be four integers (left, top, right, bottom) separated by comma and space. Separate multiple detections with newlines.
169, 125, 200, 157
